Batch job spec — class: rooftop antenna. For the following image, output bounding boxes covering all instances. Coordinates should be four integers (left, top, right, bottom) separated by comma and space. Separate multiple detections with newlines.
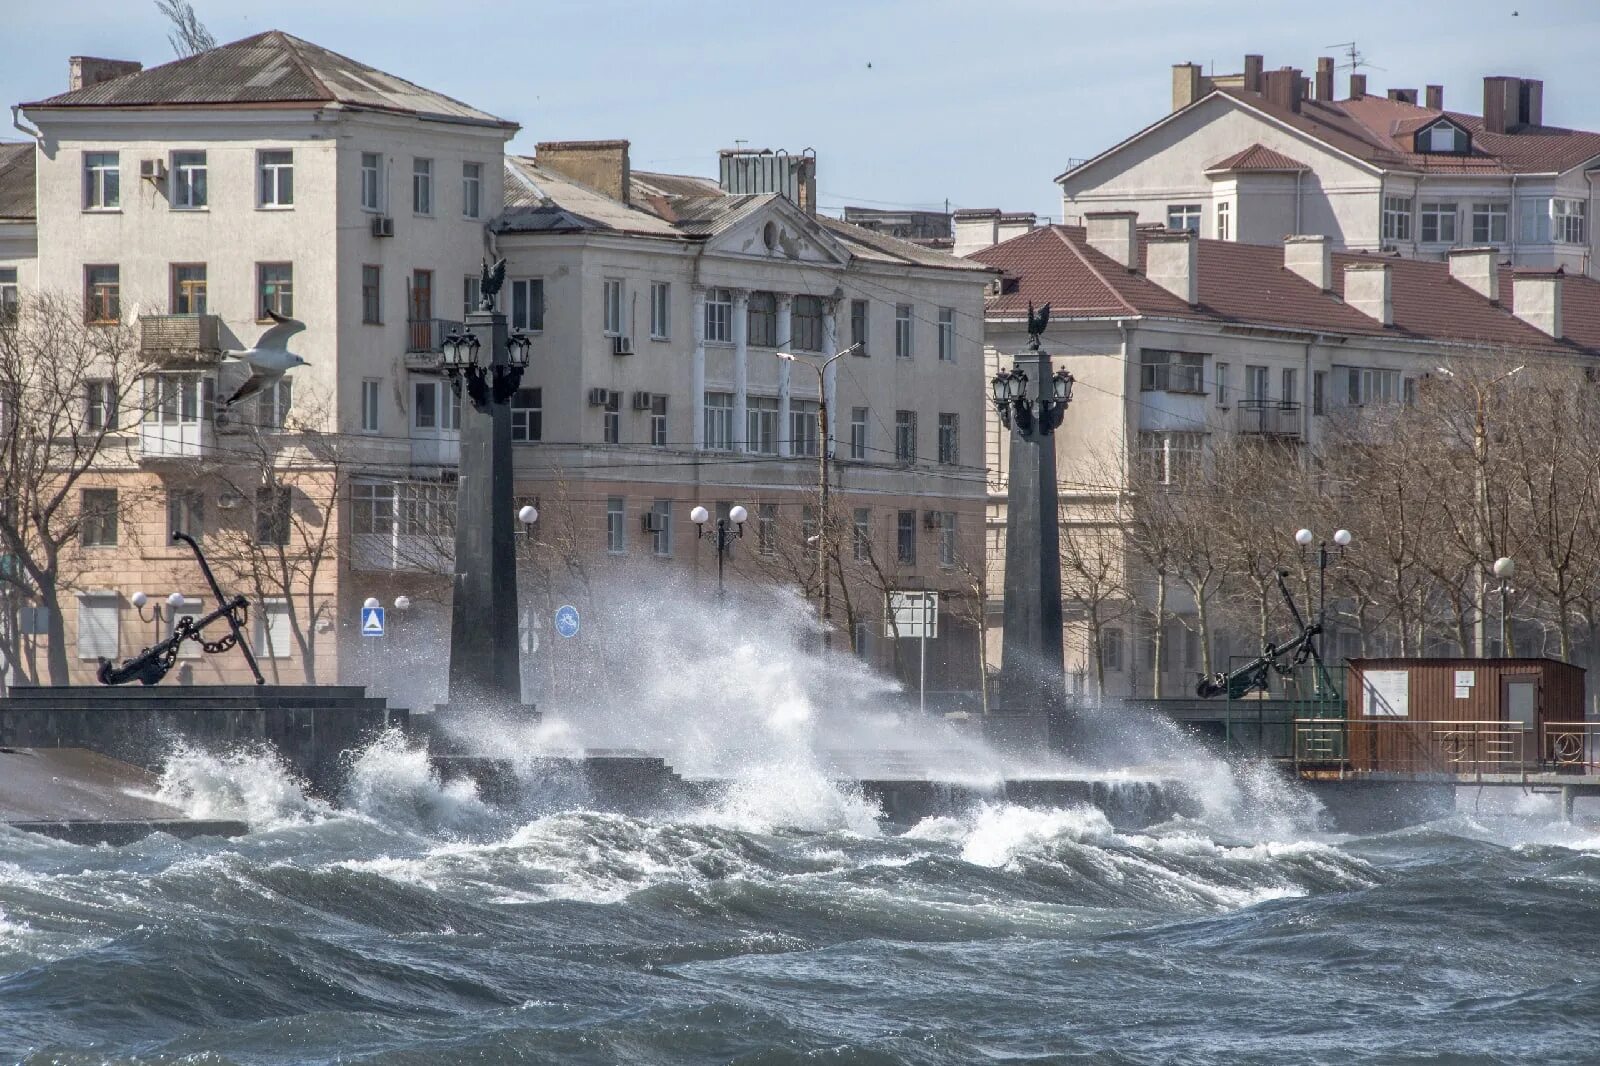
733, 138, 748, 152
1325, 41, 1385, 74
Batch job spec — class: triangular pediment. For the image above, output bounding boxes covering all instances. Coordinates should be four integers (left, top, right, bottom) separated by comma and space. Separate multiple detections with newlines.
703, 195, 853, 267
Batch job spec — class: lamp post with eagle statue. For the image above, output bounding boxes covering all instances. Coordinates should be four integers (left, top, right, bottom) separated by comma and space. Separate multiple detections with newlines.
987, 302, 1076, 753
436, 257, 536, 711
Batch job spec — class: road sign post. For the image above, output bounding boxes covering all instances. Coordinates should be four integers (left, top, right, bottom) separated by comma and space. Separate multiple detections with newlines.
886, 591, 939, 715
554, 604, 580, 639
361, 605, 385, 637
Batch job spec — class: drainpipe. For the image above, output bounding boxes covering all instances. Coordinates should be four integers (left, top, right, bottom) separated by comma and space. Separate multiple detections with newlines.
1509, 174, 1519, 263
1294, 170, 1303, 234
1583, 170, 1596, 277
10, 106, 41, 143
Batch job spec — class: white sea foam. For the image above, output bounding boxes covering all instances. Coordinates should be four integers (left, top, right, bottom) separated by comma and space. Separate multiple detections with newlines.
341, 730, 492, 834
153, 742, 330, 829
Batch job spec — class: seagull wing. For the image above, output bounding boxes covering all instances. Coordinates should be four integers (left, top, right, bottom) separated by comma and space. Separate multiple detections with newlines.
223, 366, 280, 408
255, 309, 306, 352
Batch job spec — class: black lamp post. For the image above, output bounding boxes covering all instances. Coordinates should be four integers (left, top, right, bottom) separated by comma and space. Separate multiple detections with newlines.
988, 303, 1076, 754
435, 258, 535, 711
1294, 526, 1351, 694
131, 590, 186, 642
692, 504, 747, 597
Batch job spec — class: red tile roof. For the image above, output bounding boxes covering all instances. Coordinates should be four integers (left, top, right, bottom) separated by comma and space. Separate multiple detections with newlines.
972, 225, 1600, 356
1206, 143, 1310, 173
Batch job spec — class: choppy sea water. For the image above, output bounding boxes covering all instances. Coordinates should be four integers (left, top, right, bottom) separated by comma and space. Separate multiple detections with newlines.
1, 737, 1596, 1065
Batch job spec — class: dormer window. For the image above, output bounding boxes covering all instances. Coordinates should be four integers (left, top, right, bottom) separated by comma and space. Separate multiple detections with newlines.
1415, 118, 1471, 155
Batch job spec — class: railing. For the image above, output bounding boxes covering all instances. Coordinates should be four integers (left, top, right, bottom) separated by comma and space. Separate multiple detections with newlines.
139, 314, 222, 359
1544, 722, 1600, 773
406, 317, 461, 353
1236, 399, 1303, 438
1295, 718, 1536, 776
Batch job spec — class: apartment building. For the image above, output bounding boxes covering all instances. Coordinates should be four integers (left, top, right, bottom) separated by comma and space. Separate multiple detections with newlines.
970, 214, 1600, 699
0, 34, 993, 707
1058, 54, 1600, 276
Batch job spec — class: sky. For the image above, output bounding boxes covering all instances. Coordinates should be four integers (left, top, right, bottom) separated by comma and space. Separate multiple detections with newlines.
4, 0, 1600, 220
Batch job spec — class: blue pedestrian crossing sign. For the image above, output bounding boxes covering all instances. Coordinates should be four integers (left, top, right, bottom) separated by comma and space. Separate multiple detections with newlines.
361, 605, 385, 637
554, 604, 580, 638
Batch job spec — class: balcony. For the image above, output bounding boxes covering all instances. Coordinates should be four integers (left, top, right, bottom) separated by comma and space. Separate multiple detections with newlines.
139, 314, 222, 363
1236, 399, 1303, 438
406, 317, 462, 354
140, 418, 214, 462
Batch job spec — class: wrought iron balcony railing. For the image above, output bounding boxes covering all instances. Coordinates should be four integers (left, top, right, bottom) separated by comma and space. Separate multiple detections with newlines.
406, 317, 462, 354
1236, 398, 1303, 438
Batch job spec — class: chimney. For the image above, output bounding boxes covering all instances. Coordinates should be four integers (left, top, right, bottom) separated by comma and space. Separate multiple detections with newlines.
1483, 76, 1517, 134
1243, 54, 1264, 94
1084, 211, 1139, 271
997, 212, 1037, 243
1349, 73, 1367, 100
1447, 247, 1500, 303
1172, 62, 1204, 110
1284, 235, 1332, 291
1425, 84, 1444, 110
1512, 268, 1564, 339
1263, 67, 1304, 113
1146, 230, 1199, 305
69, 56, 141, 92
952, 209, 1001, 256
1386, 88, 1418, 105
1344, 263, 1393, 326
1315, 57, 1335, 101
1521, 78, 1544, 127
535, 140, 631, 204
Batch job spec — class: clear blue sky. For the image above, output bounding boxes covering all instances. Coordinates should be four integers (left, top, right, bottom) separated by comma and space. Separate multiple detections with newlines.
5, 0, 1599, 219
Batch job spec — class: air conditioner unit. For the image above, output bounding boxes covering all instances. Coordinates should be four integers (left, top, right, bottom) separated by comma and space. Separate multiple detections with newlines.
139, 158, 167, 182
587, 387, 611, 407
612, 336, 633, 356
923, 511, 942, 531
371, 215, 395, 238
216, 489, 244, 511
641, 512, 665, 533
632, 391, 654, 411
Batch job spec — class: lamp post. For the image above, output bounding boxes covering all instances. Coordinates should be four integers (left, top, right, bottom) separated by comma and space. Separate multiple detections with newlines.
987, 303, 1075, 752
436, 258, 535, 710
1493, 556, 1515, 655
131, 590, 187, 641
1294, 527, 1351, 693
691, 504, 748, 597
777, 343, 860, 647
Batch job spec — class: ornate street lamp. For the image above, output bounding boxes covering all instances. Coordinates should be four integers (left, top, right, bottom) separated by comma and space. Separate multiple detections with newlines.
1492, 556, 1515, 655
131, 590, 187, 640
692, 504, 747, 597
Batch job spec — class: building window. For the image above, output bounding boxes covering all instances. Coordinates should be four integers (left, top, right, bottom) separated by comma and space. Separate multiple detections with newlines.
1215, 362, 1230, 406
852, 618, 871, 659
1342, 366, 1402, 406
83, 151, 119, 210
258, 150, 293, 207
650, 395, 668, 447
512, 387, 542, 442
850, 406, 868, 460
1216, 201, 1231, 241
413, 379, 438, 430
463, 274, 482, 318
705, 288, 732, 343
939, 512, 957, 568
1101, 627, 1124, 672
361, 265, 382, 324
361, 378, 381, 433
895, 304, 913, 358
789, 400, 819, 457
704, 391, 734, 450
76, 594, 119, 660
936, 307, 956, 362
1382, 196, 1413, 242
255, 485, 292, 545
144, 373, 203, 427
605, 497, 626, 553
896, 510, 916, 565
1553, 198, 1587, 244
412, 158, 433, 215
747, 291, 778, 347
894, 410, 916, 464
802, 505, 818, 547
1166, 204, 1201, 232
1282, 367, 1298, 406
853, 508, 870, 561
171, 263, 207, 315
409, 269, 433, 325
650, 281, 670, 339
257, 262, 293, 318
351, 481, 396, 536
462, 161, 482, 219
0, 267, 17, 323
851, 298, 868, 356
256, 599, 293, 659
1138, 431, 1203, 486
937, 412, 959, 465
757, 503, 777, 556
1245, 364, 1269, 404
80, 488, 118, 546
747, 396, 779, 454
84, 265, 119, 324
360, 152, 383, 211
601, 389, 620, 444
171, 150, 207, 209
1420, 202, 1458, 244
1471, 202, 1509, 244
511, 278, 544, 331
85, 379, 116, 431
1313, 370, 1326, 415
162, 488, 203, 543
792, 294, 824, 351
255, 379, 293, 429
650, 499, 672, 556
603, 278, 623, 335
1140, 349, 1205, 393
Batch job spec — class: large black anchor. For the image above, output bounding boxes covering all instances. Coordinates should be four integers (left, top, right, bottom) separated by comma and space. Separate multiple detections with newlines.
97, 532, 265, 686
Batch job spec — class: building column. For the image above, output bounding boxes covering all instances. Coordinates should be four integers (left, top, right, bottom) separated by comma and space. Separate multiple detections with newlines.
691, 286, 707, 451
776, 293, 793, 457
732, 288, 749, 452
822, 297, 839, 457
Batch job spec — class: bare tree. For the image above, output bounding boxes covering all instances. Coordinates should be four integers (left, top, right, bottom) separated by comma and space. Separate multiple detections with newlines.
156, 0, 216, 57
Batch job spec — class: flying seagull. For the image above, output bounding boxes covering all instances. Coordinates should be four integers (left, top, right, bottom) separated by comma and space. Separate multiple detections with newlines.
222, 310, 307, 408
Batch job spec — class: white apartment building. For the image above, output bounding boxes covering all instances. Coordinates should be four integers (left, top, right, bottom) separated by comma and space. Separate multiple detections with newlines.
968, 214, 1600, 700
1, 34, 994, 708
1056, 53, 1600, 276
